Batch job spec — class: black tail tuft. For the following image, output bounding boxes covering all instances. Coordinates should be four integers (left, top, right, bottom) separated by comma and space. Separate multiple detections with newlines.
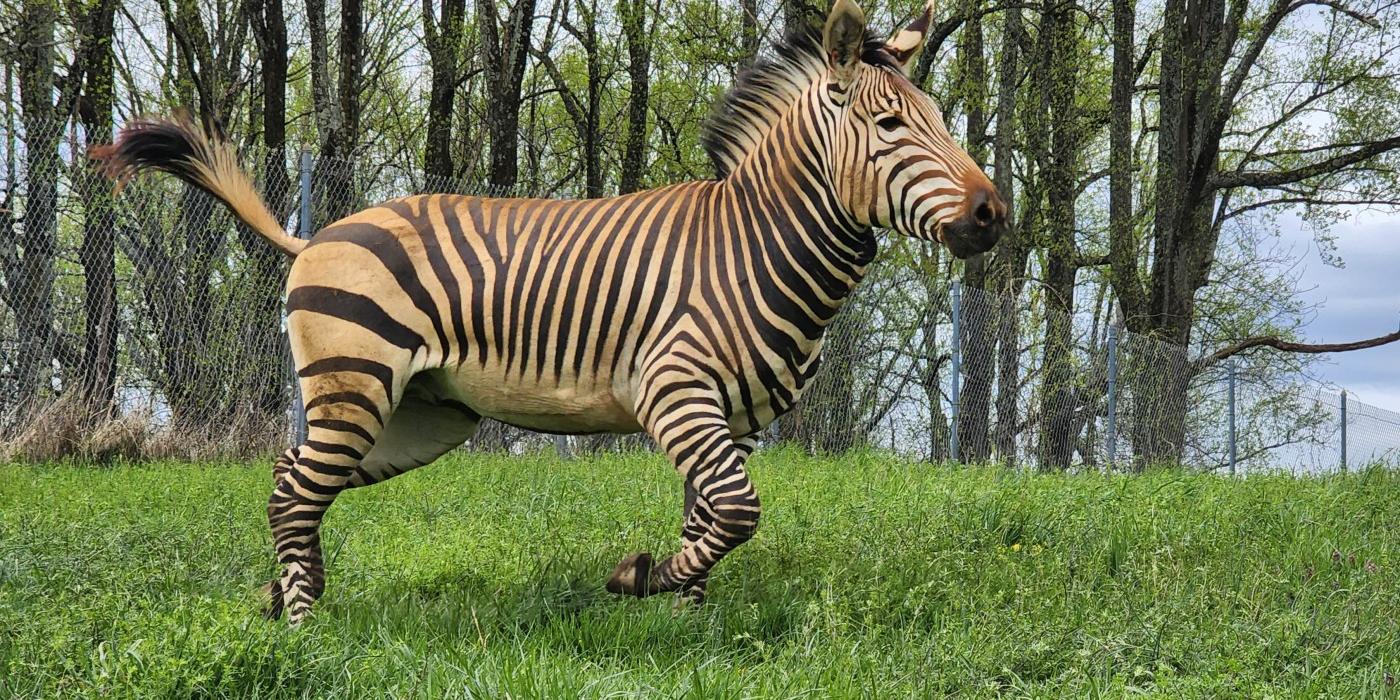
90, 111, 306, 258
92, 113, 217, 195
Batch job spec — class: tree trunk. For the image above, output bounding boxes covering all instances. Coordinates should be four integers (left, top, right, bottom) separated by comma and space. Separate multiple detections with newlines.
782, 0, 822, 33
1128, 0, 1227, 463
579, 0, 603, 197
305, 0, 360, 223
423, 0, 466, 183
13, 0, 59, 417
921, 294, 950, 462
1034, 0, 1082, 470
618, 0, 653, 194
740, 0, 760, 66
479, 0, 539, 193
250, 0, 293, 416
954, 0, 993, 464
991, 0, 1036, 467
77, 0, 121, 414
989, 1, 1028, 465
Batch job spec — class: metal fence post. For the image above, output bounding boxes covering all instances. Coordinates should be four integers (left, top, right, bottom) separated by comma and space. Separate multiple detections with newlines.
1227, 358, 1237, 476
949, 280, 962, 463
292, 149, 313, 448
1340, 389, 1348, 473
1105, 320, 1120, 468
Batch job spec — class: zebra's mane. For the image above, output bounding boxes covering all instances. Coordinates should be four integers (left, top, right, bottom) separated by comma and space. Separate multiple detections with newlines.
700, 26, 900, 178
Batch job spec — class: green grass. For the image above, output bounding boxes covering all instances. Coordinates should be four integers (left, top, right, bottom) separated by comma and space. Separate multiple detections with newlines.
1, 450, 1397, 698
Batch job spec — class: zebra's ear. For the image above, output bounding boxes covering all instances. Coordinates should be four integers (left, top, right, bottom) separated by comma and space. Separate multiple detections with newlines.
823, 0, 867, 85
884, 1, 934, 75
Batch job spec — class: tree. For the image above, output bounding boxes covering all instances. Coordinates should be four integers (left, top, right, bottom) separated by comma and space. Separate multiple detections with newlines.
422, 0, 468, 182
952, 0, 994, 464
305, 0, 363, 222
75, 0, 121, 412
247, 0, 294, 417
1109, 0, 1400, 462
533, 0, 608, 198
782, 0, 822, 33
1033, 0, 1086, 470
988, 0, 1029, 464
618, 0, 659, 194
478, 0, 539, 192
9, 0, 61, 418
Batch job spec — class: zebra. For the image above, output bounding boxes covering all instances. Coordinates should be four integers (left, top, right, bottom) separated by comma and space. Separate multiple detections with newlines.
95, 0, 1006, 625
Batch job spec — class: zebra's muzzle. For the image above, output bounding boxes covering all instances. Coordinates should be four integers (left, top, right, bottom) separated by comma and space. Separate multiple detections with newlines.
942, 183, 1007, 258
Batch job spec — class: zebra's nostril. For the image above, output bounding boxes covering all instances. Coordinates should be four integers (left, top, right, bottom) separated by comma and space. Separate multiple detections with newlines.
974, 201, 995, 226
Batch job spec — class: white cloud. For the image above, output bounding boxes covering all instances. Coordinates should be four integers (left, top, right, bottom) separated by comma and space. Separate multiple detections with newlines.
1277, 210, 1400, 412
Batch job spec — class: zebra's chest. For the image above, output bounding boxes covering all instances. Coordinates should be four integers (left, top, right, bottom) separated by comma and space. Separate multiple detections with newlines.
724, 332, 827, 432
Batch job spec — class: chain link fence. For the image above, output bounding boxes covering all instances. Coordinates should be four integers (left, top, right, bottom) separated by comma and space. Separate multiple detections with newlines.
3, 119, 1397, 470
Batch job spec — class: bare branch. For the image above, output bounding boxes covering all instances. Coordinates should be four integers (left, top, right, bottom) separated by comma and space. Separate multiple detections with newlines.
1222, 195, 1400, 221
1198, 328, 1400, 368
1209, 136, 1400, 190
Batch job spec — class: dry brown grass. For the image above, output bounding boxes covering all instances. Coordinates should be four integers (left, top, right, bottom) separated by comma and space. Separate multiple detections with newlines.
2, 396, 284, 463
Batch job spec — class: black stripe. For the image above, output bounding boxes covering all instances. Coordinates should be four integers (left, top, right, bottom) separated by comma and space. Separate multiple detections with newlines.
311, 220, 449, 352
543, 196, 634, 380
458, 198, 495, 365
430, 198, 473, 364
382, 199, 460, 356
289, 467, 346, 496
305, 391, 385, 426
303, 440, 365, 460
288, 286, 425, 351
308, 418, 376, 444
298, 357, 396, 405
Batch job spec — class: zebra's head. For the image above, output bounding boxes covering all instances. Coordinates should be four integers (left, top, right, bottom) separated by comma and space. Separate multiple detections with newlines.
823, 0, 1007, 258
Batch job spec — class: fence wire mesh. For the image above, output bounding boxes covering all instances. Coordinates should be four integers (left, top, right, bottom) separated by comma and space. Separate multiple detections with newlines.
2, 119, 1397, 470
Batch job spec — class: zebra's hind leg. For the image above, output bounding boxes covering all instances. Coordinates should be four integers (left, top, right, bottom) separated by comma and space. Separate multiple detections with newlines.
265, 420, 371, 625
272, 447, 298, 487
264, 371, 478, 623
262, 446, 300, 620
263, 369, 390, 624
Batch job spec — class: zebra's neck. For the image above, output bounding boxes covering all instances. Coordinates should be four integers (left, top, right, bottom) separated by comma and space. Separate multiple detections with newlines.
717, 102, 876, 328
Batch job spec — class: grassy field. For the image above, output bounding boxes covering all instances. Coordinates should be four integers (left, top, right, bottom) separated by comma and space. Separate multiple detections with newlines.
1, 450, 1397, 698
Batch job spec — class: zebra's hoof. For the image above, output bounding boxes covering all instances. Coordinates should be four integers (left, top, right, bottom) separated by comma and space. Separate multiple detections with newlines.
259, 580, 285, 620
605, 552, 654, 598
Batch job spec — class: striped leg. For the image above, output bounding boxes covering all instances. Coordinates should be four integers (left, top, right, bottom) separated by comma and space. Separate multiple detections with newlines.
673, 435, 757, 605
263, 381, 384, 623
272, 447, 298, 487
608, 383, 761, 602
264, 373, 477, 623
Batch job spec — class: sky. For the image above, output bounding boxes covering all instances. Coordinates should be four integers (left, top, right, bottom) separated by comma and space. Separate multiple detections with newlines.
1277, 209, 1400, 414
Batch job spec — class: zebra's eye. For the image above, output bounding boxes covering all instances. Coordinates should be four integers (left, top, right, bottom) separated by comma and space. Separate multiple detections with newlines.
876, 114, 905, 131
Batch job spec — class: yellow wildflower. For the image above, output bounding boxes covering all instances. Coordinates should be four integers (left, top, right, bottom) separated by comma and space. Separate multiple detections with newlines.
1011, 543, 1022, 553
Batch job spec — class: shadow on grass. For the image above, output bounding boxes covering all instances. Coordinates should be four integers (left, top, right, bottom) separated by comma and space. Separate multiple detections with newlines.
306, 553, 815, 663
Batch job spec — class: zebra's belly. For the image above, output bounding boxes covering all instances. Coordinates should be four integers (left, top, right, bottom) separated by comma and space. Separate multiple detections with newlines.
441, 365, 642, 434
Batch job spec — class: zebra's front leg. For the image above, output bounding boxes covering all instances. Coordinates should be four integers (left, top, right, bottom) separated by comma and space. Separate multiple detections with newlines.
607, 409, 760, 604
670, 435, 757, 605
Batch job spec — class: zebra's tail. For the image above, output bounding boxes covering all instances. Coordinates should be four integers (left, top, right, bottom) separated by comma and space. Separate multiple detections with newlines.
92, 112, 306, 259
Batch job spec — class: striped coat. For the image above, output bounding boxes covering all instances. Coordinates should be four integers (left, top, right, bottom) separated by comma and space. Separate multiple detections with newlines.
96, 0, 1006, 624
